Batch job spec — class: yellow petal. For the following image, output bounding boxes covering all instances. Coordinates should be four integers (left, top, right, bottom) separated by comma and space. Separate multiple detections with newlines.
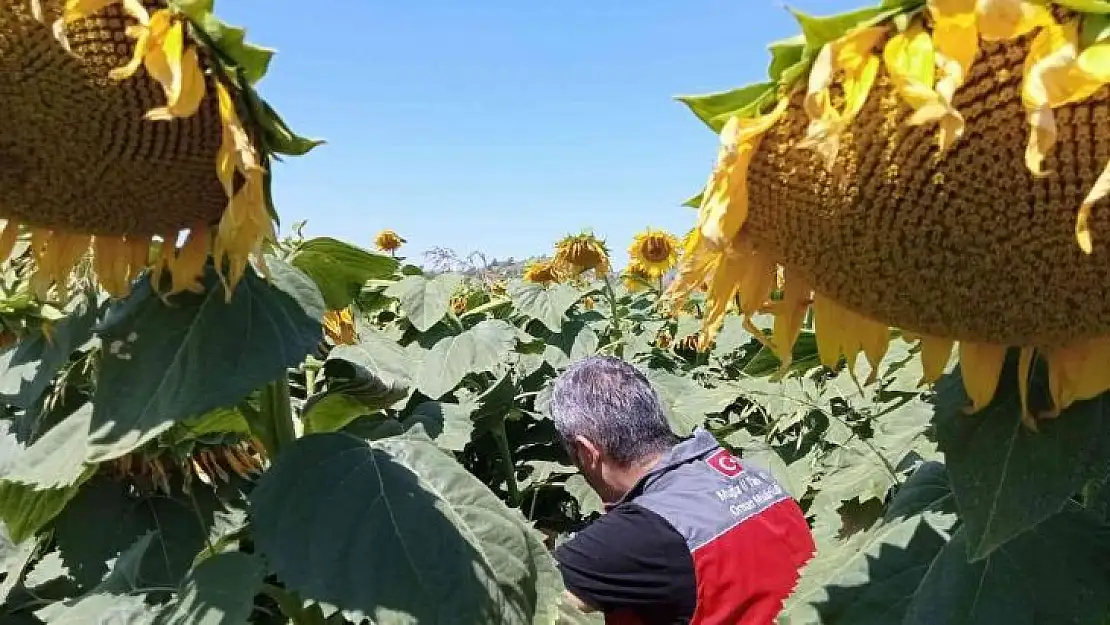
769, 268, 812, 378
975, 0, 1051, 42
812, 294, 890, 381
697, 97, 791, 246
1016, 346, 1036, 430
1045, 336, 1110, 412
63, 0, 117, 22
958, 342, 1007, 412
798, 26, 887, 169
917, 334, 955, 385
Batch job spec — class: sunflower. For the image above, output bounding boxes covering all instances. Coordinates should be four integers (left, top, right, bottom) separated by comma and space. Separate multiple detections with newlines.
107, 439, 264, 496
666, 0, 1110, 429
523, 259, 559, 285
322, 307, 357, 345
628, 228, 680, 278
374, 229, 405, 254
621, 261, 653, 293
553, 232, 610, 278
0, 0, 315, 301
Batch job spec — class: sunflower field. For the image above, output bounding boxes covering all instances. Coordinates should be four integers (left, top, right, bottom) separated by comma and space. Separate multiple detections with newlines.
2, 0, 1110, 623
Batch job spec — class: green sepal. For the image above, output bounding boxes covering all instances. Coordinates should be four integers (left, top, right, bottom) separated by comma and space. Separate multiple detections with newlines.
788, 3, 907, 53
1054, 0, 1110, 14
255, 97, 327, 157
197, 14, 275, 86
675, 82, 776, 133
1081, 12, 1110, 46
682, 191, 704, 209
767, 35, 806, 84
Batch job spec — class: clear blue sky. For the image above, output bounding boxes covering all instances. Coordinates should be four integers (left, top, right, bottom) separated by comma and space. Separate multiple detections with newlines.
217, 0, 860, 268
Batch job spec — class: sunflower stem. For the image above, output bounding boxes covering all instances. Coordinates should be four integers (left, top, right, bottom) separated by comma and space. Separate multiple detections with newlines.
602, 275, 624, 358
493, 418, 521, 507
260, 375, 297, 458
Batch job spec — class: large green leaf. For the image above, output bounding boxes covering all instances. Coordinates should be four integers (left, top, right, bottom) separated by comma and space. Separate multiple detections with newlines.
51, 477, 236, 593
0, 418, 93, 544
152, 552, 265, 625
416, 320, 517, 399
934, 363, 1110, 561
36, 532, 159, 624
903, 506, 1110, 625
304, 336, 411, 434
327, 327, 414, 394
385, 274, 462, 333
564, 474, 603, 517
542, 321, 599, 369
249, 431, 558, 624
644, 369, 737, 435
0, 293, 97, 410
88, 260, 324, 461
401, 401, 476, 451
509, 281, 580, 333
289, 237, 398, 310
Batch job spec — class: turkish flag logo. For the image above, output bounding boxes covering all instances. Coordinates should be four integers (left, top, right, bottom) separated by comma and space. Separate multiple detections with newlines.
706, 449, 744, 478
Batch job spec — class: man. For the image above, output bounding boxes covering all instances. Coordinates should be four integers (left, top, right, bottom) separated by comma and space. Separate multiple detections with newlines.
550, 355, 815, 625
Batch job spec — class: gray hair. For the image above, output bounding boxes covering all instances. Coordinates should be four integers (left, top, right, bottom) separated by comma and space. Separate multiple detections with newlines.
549, 355, 678, 465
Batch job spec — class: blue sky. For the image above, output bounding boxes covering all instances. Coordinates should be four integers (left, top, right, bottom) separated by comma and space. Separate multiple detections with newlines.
217, 0, 860, 269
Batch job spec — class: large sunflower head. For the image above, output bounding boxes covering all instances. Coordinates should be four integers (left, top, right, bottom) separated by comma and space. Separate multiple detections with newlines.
553, 232, 610, 278
628, 227, 680, 279
374, 229, 405, 253
523, 259, 559, 285
0, 0, 318, 301
665, 0, 1110, 428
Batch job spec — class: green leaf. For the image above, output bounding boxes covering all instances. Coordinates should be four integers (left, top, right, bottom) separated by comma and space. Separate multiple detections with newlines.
564, 474, 603, 517
252, 95, 326, 156
645, 369, 737, 435
415, 320, 516, 399
903, 506, 1110, 625
681, 191, 703, 209
36, 532, 158, 624
249, 431, 558, 623
182, 406, 250, 437
542, 321, 599, 369
88, 261, 324, 461
289, 237, 398, 310
0, 293, 97, 410
782, 513, 954, 624
789, 5, 899, 52
934, 362, 1110, 561
767, 35, 806, 82
152, 552, 265, 625
509, 281, 580, 333
401, 401, 476, 451
384, 274, 462, 333
675, 82, 776, 132
326, 327, 414, 397
0, 420, 93, 544
168, 0, 212, 21
5, 404, 92, 489
723, 430, 801, 498
884, 461, 958, 522
196, 15, 273, 84
51, 476, 239, 592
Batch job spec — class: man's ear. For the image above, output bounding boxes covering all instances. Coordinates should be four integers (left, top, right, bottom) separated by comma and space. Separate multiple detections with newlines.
572, 435, 602, 468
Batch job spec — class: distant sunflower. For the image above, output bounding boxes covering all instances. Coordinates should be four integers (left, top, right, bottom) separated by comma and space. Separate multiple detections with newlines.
621, 261, 653, 293
0, 0, 316, 299
553, 233, 610, 278
374, 230, 405, 254
628, 228, 679, 278
322, 307, 357, 345
666, 0, 1110, 428
523, 259, 559, 285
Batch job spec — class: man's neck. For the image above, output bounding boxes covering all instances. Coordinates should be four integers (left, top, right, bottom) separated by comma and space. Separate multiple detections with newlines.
608, 450, 667, 502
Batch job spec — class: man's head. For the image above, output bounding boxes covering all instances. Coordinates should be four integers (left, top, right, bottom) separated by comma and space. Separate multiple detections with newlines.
550, 355, 679, 504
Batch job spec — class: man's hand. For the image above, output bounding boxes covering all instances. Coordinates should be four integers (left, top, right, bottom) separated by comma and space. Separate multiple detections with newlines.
564, 590, 598, 614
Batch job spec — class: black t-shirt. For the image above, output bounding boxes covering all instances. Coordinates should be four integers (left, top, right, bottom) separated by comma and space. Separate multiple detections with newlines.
554, 503, 697, 624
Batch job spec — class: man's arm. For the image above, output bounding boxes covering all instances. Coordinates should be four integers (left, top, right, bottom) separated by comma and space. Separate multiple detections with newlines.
564, 590, 599, 614
553, 504, 696, 619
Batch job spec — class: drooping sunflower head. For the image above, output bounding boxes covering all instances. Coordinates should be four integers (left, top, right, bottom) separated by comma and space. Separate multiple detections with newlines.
553, 232, 610, 278
665, 0, 1110, 428
628, 227, 679, 279
0, 0, 318, 301
374, 229, 405, 253
322, 307, 357, 345
523, 259, 560, 285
